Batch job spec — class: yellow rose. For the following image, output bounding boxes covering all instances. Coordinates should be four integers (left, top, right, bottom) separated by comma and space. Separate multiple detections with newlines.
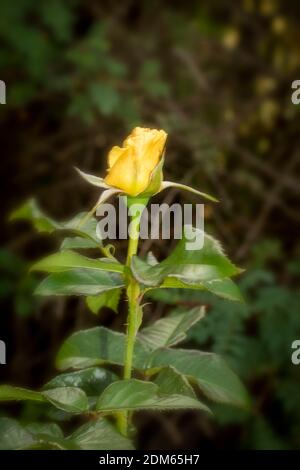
76, 126, 217, 225
104, 127, 167, 197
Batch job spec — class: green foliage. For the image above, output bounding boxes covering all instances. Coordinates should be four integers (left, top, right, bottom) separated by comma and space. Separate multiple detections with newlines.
153, 367, 197, 399
147, 348, 249, 408
35, 270, 124, 296
31, 250, 123, 274
148, 247, 300, 449
11, 199, 101, 246
96, 379, 210, 413
43, 367, 118, 397
137, 307, 205, 349
69, 417, 134, 450
132, 229, 241, 287
0, 418, 68, 450
0, 385, 88, 413
0, 417, 133, 450
56, 326, 149, 371
55, 321, 248, 409
86, 289, 121, 315
2, 174, 248, 449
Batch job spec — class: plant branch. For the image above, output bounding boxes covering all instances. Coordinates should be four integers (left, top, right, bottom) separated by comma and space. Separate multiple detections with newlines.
120, 199, 146, 436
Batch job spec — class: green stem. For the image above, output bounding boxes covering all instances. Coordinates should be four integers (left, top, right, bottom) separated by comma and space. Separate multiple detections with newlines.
124, 281, 140, 379
120, 198, 145, 436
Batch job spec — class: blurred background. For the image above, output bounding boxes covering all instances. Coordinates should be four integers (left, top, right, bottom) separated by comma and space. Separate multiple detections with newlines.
1, 0, 300, 450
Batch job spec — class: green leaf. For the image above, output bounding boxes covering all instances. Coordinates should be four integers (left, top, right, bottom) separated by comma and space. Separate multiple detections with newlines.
160, 181, 218, 202
0, 418, 68, 450
0, 385, 44, 403
202, 278, 244, 302
42, 387, 89, 413
69, 417, 134, 450
43, 367, 118, 396
61, 237, 99, 250
158, 277, 244, 302
21, 422, 75, 449
138, 307, 205, 349
96, 379, 210, 413
56, 326, 149, 370
35, 270, 124, 296
141, 155, 164, 197
75, 168, 110, 189
0, 418, 130, 450
10, 199, 100, 243
57, 213, 100, 243
131, 228, 242, 288
153, 367, 197, 399
146, 251, 159, 265
147, 348, 250, 408
10, 199, 59, 233
29, 438, 75, 450
0, 418, 37, 450
31, 250, 124, 274
0, 385, 88, 413
86, 288, 121, 314
25, 422, 64, 439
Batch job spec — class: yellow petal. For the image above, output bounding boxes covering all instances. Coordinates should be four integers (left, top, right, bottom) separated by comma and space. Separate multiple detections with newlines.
105, 147, 141, 195
107, 146, 125, 168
